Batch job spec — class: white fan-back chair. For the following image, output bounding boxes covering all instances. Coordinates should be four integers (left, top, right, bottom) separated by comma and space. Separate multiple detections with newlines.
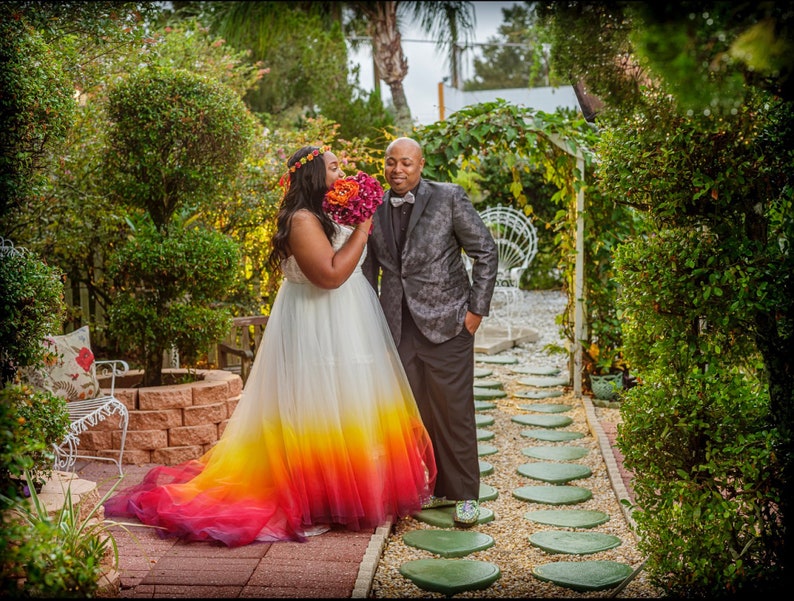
476, 206, 538, 335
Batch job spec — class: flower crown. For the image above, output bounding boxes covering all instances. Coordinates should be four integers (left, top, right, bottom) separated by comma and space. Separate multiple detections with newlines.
278, 145, 330, 189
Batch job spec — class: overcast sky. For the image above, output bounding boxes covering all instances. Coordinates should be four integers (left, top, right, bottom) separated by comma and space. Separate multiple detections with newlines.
348, 1, 521, 125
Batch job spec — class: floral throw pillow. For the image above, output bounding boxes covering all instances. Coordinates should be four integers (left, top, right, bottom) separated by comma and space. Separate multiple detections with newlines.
27, 326, 101, 402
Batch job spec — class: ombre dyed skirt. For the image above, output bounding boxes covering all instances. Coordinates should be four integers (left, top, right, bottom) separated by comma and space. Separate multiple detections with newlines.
105, 248, 436, 547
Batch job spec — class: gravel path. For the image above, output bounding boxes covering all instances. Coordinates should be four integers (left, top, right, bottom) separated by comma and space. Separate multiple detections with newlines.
369, 290, 664, 598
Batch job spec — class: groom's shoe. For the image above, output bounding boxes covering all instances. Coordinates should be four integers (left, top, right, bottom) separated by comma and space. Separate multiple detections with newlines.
453, 499, 480, 525
421, 495, 455, 510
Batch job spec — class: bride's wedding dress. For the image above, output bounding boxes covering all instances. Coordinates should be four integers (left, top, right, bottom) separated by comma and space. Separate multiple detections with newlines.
105, 224, 436, 547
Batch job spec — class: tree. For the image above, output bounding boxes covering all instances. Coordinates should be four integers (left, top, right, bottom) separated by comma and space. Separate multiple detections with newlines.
103, 66, 257, 386
0, 6, 75, 224
463, 3, 559, 91
536, 1, 794, 594
345, 1, 476, 131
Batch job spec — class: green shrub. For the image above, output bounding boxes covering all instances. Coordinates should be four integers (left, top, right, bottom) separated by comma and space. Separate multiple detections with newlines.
1, 471, 130, 598
102, 65, 255, 385
0, 245, 65, 385
0, 384, 69, 507
618, 371, 780, 596
0, 11, 75, 218
103, 65, 257, 230
107, 225, 239, 385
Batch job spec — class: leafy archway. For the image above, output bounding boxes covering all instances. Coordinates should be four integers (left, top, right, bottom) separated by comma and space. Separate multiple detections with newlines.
414, 99, 603, 395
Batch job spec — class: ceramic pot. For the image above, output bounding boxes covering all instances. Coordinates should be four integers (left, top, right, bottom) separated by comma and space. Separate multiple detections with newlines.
590, 373, 623, 401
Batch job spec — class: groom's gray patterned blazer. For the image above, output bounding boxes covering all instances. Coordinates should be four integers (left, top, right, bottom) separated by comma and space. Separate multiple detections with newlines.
362, 178, 498, 346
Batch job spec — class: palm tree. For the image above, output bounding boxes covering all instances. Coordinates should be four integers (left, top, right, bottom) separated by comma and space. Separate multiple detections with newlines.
346, 1, 476, 132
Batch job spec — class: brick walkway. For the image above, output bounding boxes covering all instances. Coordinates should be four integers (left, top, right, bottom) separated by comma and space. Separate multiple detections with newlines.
76, 398, 634, 599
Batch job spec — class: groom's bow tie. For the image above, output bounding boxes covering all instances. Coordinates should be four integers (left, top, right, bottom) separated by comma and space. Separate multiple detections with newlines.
390, 191, 415, 207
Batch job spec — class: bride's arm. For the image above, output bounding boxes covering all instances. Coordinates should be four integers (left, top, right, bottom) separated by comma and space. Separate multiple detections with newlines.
289, 210, 372, 289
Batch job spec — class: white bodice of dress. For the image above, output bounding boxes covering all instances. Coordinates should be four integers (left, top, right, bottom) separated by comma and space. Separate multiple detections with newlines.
282, 223, 364, 284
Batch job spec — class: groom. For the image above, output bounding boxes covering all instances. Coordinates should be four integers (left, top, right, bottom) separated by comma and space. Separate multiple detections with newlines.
362, 137, 497, 525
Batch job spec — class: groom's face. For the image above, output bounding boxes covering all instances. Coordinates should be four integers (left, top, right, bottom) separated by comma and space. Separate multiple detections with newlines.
385, 141, 425, 196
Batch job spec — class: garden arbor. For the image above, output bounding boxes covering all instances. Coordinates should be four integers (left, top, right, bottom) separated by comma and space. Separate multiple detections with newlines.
415, 101, 596, 396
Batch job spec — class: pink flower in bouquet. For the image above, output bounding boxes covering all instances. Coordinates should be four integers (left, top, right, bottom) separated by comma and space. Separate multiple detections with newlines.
323, 171, 384, 227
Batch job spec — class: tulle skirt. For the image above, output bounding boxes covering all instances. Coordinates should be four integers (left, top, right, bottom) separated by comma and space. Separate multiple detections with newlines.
104, 271, 436, 547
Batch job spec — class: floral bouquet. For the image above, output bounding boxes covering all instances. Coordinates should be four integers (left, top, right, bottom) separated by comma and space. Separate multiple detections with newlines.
323, 171, 384, 228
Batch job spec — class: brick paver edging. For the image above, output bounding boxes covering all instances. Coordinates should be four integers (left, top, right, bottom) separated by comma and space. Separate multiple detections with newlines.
582, 397, 637, 533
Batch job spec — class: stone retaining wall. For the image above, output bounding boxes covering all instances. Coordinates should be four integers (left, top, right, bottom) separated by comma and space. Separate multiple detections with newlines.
77, 368, 242, 466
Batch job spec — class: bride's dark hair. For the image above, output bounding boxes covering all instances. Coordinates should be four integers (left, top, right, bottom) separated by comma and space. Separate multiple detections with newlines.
268, 146, 336, 274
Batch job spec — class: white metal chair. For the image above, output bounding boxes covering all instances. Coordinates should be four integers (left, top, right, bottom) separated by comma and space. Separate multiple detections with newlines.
470, 206, 539, 336
53, 359, 130, 476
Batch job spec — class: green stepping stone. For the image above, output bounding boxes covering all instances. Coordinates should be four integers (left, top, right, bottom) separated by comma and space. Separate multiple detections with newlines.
518, 376, 570, 387
512, 485, 592, 505
400, 559, 501, 595
474, 400, 496, 411
521, 429, 584, 442
479, 460, 494, 476
412, 505, 495, 528
532, 560, 633, 592
510, 365, 561, 376
477, 443, 498, 456
475, 414, 495, 427
524, 509, 610, 529
511, 414, 573, 428
521, 446, 589, 461
517, 462, 592, 484
475, 354, 518, 364
476, 428, 494, 441
479, 483, 498, 501
473, 379, 503, 389
529, 531, 622, 555
403, 530, 495, 558
473, 367, 493, 378
473, 387, 507, 399
514, 389, 564, 399
516, 402, 572, 413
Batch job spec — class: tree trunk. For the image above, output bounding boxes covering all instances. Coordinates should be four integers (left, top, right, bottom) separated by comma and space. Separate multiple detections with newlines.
368, 1, 412, 131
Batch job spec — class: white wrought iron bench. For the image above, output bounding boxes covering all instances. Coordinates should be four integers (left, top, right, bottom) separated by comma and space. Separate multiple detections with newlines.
53, 359, 130, 476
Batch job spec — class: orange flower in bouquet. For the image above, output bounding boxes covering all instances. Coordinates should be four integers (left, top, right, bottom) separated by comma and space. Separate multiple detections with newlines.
323, 171, 384, 229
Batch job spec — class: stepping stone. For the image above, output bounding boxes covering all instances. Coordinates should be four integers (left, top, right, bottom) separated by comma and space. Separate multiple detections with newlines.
474, 400, 496, 411
510, 365, 561, 376
524, 509, 610, 529
473, 367, 493, 378
532, 560, 633, 592
473, 387, 507, 400
518, 376, 569, 388
513, 485, 592, 505
476, 428, 494, 441
521, 446, 589, 461
475, 414, 494, 427
477, 443, 498, 456
479, 460, 494, 476
479, 483, 498, 501
475, 354, 518, 364
529, 531, 622, 555
412, 505, 495, 528
400, 559, 501, 595
473, 379, 503, 389
511, 414, 573, 428
517, 403, 572, 413
521, 429, 584, 442
517, 462, 592, 484
514, 389, 563, 399
403, 530, 496, 558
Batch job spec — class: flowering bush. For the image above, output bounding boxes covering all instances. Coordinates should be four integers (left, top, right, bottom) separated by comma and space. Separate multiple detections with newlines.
323, 171, 383, 226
